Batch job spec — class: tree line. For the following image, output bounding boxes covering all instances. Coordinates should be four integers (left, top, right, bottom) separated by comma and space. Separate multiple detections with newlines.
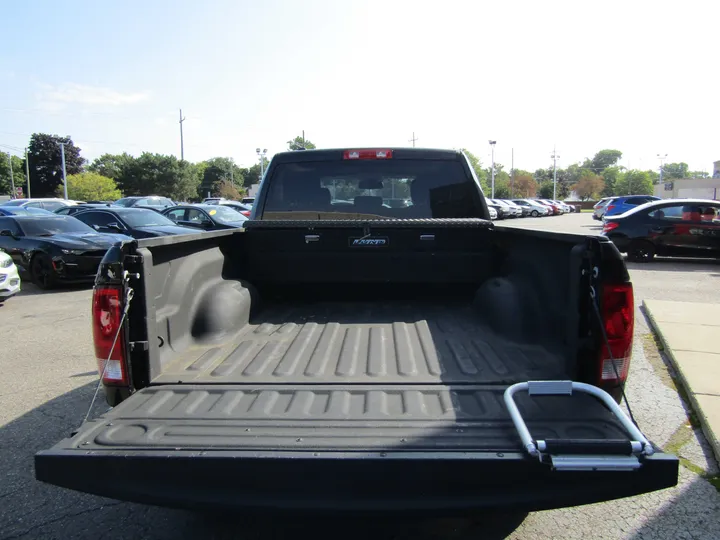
460, 148, 709, 200
0, 133, 706, 202
0, 133, 288, 202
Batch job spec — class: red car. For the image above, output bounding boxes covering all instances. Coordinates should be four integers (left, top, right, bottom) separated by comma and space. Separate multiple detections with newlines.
535, 200, 561, 215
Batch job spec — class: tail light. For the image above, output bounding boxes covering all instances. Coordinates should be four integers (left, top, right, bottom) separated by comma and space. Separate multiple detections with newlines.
241, 211, 251, 217
343, 149, 393, 160
92, 286, 128, 386
603, 221, 619, 233
606, 205, 615, 213
598, 283, 634, 385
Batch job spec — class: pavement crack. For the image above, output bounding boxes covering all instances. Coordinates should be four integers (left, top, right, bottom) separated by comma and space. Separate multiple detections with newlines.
0, 502, 124, 540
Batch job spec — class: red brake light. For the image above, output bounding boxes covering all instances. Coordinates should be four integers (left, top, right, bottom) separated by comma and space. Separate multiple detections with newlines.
241, 211, 251, 217
92, 286, 128, 386
603, 221, 619, 232
599, 283, 634, 384
606, 205, 615, 212
343, 149, 393, 160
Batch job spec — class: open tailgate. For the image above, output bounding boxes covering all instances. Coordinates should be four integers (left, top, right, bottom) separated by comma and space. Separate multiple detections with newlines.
35, 383, 678, 513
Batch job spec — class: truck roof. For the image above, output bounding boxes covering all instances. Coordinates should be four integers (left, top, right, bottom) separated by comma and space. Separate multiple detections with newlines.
271, 147, 462, 164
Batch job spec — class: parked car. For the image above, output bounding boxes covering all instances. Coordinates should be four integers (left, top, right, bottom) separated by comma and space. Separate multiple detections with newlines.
593, 198, 615, 220
0, 249, 21, 301
511, 199, 549, 217
162, 204, 247, 230
0, 207, 56, 216
536, 199, 562, 215
0, 198, 75, 212
489, 199, 521, 218
502, 200, 529, 217
486, 201, 506, 219
111, 196, 176, 210
216, 201, 253, 217
55, 203, 112, 216
603, 198, 720, 262
37, 147, 678, 514
241, 197, 255, 206
603, 196, 661, 219
551, 200, 573, 213
72, 208, 198, 239
0, 215, 130, 289
488, 206, 498, 220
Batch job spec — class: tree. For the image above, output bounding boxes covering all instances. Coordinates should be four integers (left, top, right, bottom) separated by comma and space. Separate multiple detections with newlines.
118, 153, 200, 201
615, 170, 653, 196
213, 179, 242, 200
661, 162, 689, 179
287, 135, 316, 151
240, 157, 269, 187
585, 149, 622, 173
601, 166, 622, 197
491, 171, 511, 198
689, 170, 710, 178
0, 154, 26, 197
26, 133, 85, 197
572, 172, 605, 201
538, 181, 554, 199
534, 168, 553, 183
460, 149, 488, 191
88, 153, 134, 181
511, 174, 537, 198
66, 172, 122, 201
197, 157, 244, 199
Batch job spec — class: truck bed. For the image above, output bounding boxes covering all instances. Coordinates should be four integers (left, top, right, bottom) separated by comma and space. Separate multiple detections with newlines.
155, 300, 568, 385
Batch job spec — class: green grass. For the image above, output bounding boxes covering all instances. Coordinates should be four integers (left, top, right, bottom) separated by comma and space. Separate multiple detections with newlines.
580, 209, 594, 213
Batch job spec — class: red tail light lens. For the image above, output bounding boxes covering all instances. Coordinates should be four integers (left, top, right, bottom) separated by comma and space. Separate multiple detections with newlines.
92, 286, 128, 386
606, 205, 615, 212
599, 283, 634, 384
241, 211, 251, 217
603, 221, 619, 233
343, 149, 393, 160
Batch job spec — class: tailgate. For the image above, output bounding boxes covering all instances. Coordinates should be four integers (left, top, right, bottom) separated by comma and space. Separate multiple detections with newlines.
35, 384, 678, 513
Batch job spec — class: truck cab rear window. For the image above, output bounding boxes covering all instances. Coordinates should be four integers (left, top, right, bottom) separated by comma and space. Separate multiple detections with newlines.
262, 160, 482, 220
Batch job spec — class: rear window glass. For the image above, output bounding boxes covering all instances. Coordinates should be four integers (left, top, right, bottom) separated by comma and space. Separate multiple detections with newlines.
262, 160, 481, 220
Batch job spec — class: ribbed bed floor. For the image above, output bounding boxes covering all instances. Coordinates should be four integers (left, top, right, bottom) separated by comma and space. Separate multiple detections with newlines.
154, 301, 567, 385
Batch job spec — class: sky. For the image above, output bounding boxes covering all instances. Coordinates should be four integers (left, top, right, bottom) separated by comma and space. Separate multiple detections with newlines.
1, 0, 719, 176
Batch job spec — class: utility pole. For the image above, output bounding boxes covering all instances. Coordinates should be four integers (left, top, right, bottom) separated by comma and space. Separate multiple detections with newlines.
489, 140, 497, 198
25, 148, 31, 198
551, 146, 560, 200
256, 148, 268, 180
6, 153, 15, 197
58, 142, 68, 200
409, 132, 418, 147
179, 109, 186, 161
302, 130, 305, 149
657, 153, 668, 185
511, 148, 515, 197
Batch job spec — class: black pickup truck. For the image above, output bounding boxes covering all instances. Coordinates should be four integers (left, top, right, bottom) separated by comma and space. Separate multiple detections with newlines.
36, 148, 678, 514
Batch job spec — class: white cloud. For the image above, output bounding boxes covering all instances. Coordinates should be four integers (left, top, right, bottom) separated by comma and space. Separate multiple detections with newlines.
37, 83, 150, 107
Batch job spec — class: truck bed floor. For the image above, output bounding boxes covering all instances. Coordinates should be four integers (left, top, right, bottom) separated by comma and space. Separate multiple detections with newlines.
155, 301, 567, 385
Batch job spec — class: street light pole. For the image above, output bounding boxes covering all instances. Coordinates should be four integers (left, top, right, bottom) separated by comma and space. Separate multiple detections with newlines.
551, 146, 560, 200
25, 148, 31, 198
489, 140, 497, 198
657, 153, 668, 185
58, 142, 68, 200
256, 148, 268, 180
6, 153, 15, 197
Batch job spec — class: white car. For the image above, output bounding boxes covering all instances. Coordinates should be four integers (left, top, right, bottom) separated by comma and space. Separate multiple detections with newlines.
488, 206, 497, 220
0, 251, 21, 302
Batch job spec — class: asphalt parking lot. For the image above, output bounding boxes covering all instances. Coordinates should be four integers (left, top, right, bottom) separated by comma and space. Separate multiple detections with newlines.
1, 212, 719, 539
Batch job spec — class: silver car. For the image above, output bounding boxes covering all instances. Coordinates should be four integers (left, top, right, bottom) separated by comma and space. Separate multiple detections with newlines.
593, 198, 615, 220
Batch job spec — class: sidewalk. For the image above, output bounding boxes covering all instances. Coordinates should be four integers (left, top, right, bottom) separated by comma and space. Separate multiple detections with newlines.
643, 299, 720, 463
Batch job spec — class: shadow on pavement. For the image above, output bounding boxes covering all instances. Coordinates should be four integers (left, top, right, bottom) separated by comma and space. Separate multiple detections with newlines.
0, 383, 526, 540
16, 280, 93, 297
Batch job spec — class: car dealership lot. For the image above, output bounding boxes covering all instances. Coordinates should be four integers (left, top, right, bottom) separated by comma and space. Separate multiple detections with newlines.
1, 213, 719, 539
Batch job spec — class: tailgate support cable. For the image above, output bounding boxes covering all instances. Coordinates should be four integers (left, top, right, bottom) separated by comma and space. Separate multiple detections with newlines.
81, 273, 135, 426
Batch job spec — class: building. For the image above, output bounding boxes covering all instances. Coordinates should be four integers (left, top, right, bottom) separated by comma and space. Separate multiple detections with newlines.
654, 176, 720, 200
714, 160, 720, 178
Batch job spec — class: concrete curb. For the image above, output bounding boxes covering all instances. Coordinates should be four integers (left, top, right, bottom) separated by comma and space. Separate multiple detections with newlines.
642, 300, 720, 466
